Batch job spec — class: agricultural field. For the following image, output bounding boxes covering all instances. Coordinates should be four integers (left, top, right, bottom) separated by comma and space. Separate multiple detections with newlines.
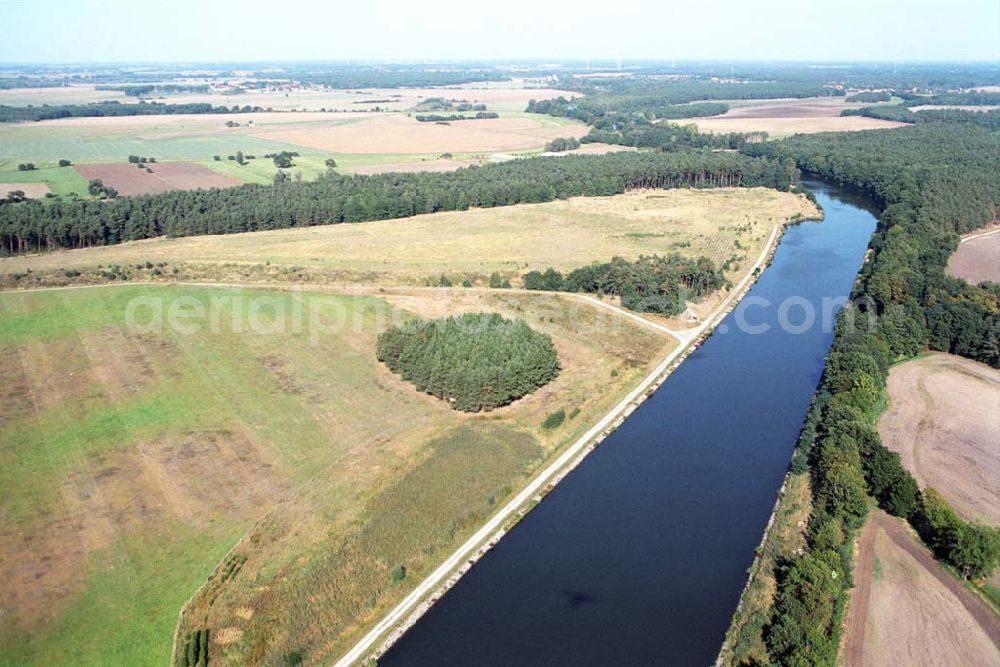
0, 284, 671, 665
252, 112, 585, 154
678, 97, 906, 136
0, 188, 819, 288
0, 84, 127, 106
0, 80, 569, 114
878, 353, 1000, 526
0, 182, 51, 199
841, 511, 1000, 667
75, 162, 242, 195
0, 164, 91, 197
0, 81, 581, 194
947, 228, 1000, 284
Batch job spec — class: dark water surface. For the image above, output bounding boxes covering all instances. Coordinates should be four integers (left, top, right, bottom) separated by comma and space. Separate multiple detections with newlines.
380, 181, 877, 666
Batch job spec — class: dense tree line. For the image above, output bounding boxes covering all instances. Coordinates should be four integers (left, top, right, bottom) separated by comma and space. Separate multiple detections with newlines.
0, 150, 797, 255
413, 111, 498, 122
843, 104, 1000, 129
523, 254, 723, 315
376, 313, 559, 412
528, 78, 836, 125
544, 137, 580, 152
94, 83, 212, 97
580, 118, 763, 150
0, 101, 265, 122
741, 122, 1000, 664
899, 90, 1000, 107
527, 86, 768, 151
281, 67, 507, 89
845, 91, 892, 103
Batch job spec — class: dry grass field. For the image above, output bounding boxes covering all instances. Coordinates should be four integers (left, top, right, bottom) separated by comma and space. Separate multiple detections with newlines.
947, 229, 1000, 284
879, 353, 1000, 526
252, 112, 585, 154
173, 287, 671, 665
75, 162, 242, 195
841, 511, 1000, 667
679, 97, 906, 136
0, 188, 819, 287
0, 284, 671, 666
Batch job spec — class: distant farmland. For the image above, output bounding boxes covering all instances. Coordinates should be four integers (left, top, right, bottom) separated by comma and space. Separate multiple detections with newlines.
0, 82, 584, 195
680, 97, 906, 136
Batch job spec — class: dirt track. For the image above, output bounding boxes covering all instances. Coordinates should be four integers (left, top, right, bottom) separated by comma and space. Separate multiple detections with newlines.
842, 511, 1000, 666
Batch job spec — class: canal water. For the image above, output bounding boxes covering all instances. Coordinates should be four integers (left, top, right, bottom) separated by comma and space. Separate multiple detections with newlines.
380, 180, 878, 666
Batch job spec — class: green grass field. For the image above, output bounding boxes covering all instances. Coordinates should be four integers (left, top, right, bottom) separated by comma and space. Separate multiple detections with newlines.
0, 284, 669, 665
0, 163, 91, 196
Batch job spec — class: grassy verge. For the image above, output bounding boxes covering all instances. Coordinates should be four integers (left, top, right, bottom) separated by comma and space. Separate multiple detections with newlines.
718, 472, 812, 666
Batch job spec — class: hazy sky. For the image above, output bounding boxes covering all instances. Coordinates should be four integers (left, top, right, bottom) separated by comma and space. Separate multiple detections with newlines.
1, 0, 998, 63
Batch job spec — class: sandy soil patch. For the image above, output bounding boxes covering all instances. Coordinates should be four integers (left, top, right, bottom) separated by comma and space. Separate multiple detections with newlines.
683, 115, 905, 137
947, 228, 1000, 284
0, 182, 50, 199
253, 113, 588, 153
77, 327, 157, 402
0, 344, 34, 422
75, 161, 241, 195
349, 158, 472, 175
563, 142, 636, 155
841, 511, 1000, 666
879, 353, 1000, 526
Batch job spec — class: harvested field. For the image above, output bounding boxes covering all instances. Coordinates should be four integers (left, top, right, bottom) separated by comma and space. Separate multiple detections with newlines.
75, 161, 242, 195
0, 182, 50, 198
947, 228, 1000, 284
350, 158, 472, 175
252, 112, 587, 153
841, 511, 1000, 666
0, 188, 819, 288
879, 353, 1000, 526
679, 97, 906, 136
0, 285, 671, 665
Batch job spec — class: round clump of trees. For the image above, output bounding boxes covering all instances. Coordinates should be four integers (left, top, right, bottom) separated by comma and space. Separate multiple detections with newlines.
376, 313, 559, 412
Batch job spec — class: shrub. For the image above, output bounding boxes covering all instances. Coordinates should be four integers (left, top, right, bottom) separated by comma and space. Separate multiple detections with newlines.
58, 159, 72, 167
542, 409, 566, 429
